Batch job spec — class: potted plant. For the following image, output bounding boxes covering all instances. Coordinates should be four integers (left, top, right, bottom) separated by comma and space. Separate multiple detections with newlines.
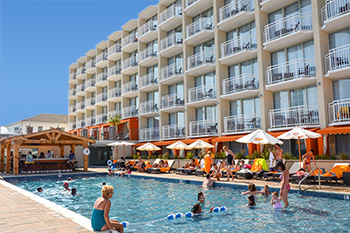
108, 113, 123, 140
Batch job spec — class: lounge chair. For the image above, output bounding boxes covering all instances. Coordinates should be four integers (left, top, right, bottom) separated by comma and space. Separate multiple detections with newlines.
147, 160, 175, 174
315, 163, 350, 184
144, 159, 161, 171
271, 162, 300, 180
236, 159, 267, 179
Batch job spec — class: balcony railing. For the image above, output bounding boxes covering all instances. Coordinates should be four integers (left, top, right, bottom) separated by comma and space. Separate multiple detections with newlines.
222, 73, 258, 95
321, 0, 350, 25
77, 84, 85, 92
69, 72, 76, 80
160, 33, 183, 51
69, 89, 76, 96
161, 93, 184, 110
186, 17, 213, 39
108, 43, 122, 56
219, 0, 254, 22
122, 56, 138, 71
139, 20, 157, 37
189, 119, 218, 136
123, 105, 138, 118
139, 47, 157, 62
76, 102, 85, 110
329, 98, 350, 124
108, 110, 122, 118
76, 67, 85, 76
140, 127, 160, 141
140, 100, 159, 115
325, 44, 350, 74
188, 50, 215, 71
264, 13, 312, 43
160, 4, 182, 24
77, 120, 85, 128
85, 97, 96, 107
269, 105, 320, 128
68, 122, 75, 130
266, 58, 316, 85
108, 87, 122, 99
122, 81, 138, 94
188, 84, 216, 103
122, 33, 137, 48
139, 73, 158, 88
97, 114, 108, 124
86, 117, 96, 126
221, 35, 257, 58
224, 114, 261, 133
108, 65, 121, 77
161, 64, 183, 81
86, 60, 95, 70
97, 72, 108, 83
86, 78, 96, 88
96, 92, 108, 103
68, 105, 76, 113
162, 124, 185, 139
96, 52, 108, 63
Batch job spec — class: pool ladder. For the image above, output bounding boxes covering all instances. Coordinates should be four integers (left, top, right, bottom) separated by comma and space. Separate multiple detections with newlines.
298, 167, 321, 191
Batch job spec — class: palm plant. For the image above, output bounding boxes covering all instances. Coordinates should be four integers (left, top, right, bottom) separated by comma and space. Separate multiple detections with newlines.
108, 113, 122, 126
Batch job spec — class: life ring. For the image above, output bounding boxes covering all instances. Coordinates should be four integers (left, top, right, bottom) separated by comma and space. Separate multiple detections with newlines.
107, 160, 113, 166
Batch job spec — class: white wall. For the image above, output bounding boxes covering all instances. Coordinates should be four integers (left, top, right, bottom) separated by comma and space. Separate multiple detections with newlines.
6, 121, 68, 135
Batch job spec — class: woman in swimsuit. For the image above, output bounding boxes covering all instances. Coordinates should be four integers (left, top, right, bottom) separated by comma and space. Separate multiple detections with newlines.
210, 163, 222, 181
91, 185, 124, 232
223, 146, 235, 181
277, 161, 290, 208
302, 149, 316, 172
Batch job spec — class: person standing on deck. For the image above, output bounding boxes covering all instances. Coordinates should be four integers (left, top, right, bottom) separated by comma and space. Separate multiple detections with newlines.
273, 144, 283, 163
46, 150, 52, 159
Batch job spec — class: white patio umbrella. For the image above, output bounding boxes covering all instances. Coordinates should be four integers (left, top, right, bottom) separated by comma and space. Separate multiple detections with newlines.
187, 139, 214, 149
107, 141, 135, 159
166, 141, 189, 167
277, 126, 321, 167
136, 142, 161, 151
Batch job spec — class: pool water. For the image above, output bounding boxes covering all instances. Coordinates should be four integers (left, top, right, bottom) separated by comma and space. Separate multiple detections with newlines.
9, 175, 350, 232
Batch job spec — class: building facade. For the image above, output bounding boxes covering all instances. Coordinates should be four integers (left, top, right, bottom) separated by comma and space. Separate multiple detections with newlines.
68, 0, 350, 156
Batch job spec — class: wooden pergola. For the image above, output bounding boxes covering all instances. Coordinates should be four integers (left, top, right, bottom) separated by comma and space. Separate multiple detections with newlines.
0, 129, 95, 175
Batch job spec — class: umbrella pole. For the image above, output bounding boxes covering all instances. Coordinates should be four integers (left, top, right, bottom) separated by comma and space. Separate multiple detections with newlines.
298, 137, 302, 168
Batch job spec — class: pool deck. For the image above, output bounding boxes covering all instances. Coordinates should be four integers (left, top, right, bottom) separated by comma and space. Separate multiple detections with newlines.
1, 167, 350, 232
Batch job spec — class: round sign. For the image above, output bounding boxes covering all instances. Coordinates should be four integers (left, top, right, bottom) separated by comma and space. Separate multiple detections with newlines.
83, 148, 90, 155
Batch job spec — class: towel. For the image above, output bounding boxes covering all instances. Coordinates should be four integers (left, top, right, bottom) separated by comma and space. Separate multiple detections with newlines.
269, 151, 274, 169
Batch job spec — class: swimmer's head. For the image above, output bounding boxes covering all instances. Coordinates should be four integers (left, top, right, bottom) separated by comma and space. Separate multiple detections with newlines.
102, 182, 106, 185
264, 185, 269, 190
71, 188, 77, 195
248, 183, 257, 192
272, 192, 279, 198
67, 177, 72, 181
37, 187, 43, 192
198, 192, 204, 200
63, 182, 69, 188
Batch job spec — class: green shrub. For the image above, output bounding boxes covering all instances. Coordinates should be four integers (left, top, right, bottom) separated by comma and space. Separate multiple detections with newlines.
216, 150, 226, 159
162, 152, 169, 160
339, 152, 349, 160
283, 153, 296, 160
132, 154, 138, 159
150, 155, 158, 159
330, 154, 336, 160
235, 152, 244, 160
186, 152, 194, 159
141, 156, 147, 159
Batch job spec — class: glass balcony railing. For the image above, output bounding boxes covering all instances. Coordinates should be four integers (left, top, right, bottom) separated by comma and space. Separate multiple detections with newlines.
139, 73, 158, 89
161, 93, 184, 110
108, 87, 122, 99
77, 84, 85, 93
97, 114, 108, 124
140, 127, 160, 141
76, 67, 85, 76
189, 119, 218, 136
329, 98, 350, 124
122, 105, 138, 118
108, 65, 121, 77
188, 84, 216, 103
321, 0, 350, 25
68, 105, 76, 113
69, 89, 76, 96
122, 56, 138, 71
220, 34, 257, 58
219, 0, 254, 22
139, 100, 159, 115
160, 4, 182, 24
108, 110, 122, 118
96, 52, 108, 64
325, 44, 350, 74
122, 33, 137, 48
76, 102, 85, 110
96, 92, 108, 103
108, 43, 121, 56
86, 60, 96, 70
162, 124, 185, 139
188, 50, 215, 71
97, 73, 108, 83
161, 64, 183, 81
139, 20, 157, 37
139, 47, 157, 62
186, 17, 213, 39
122, 81, 138, 94
85, 97, 96, 107
224, 114, 261, 133
222, 73, 258, 95
160, 33, 183, 51
69, 72, 76, 80
86, 78, 96, 88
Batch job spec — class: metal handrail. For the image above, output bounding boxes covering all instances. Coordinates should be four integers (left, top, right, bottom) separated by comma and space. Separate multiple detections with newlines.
298, 167, 321, 191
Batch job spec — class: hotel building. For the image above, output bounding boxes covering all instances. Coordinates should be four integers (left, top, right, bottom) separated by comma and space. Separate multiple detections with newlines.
68, 0, 350, 157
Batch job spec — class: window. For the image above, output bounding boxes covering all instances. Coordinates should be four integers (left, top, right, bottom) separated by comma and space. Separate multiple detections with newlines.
169, 112, 184, 125
38, 126, 43, 132
226, 21, 256, 46
146, 39, 158, 53
167, 53, 183, 72
193, 39, 214, 55
329, 28, 350, 50
194, 72, 216, 87
228, 58, 258, 77
195, 106, 217, 121
230, 97, 260, 116
268, 0, 311, 24
193, 8, 213, 23
273, 85, 318, 109
333, 79, 350, 100
147, 117, 159, 128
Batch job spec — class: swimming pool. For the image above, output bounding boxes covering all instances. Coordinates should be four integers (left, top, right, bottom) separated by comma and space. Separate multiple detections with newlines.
8, 175, 350, 232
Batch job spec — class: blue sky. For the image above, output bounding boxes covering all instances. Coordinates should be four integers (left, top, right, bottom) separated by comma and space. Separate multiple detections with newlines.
0, 0, 158, 125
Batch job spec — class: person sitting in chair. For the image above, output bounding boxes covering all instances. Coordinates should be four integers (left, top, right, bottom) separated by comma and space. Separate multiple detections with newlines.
67, 151, 76, 168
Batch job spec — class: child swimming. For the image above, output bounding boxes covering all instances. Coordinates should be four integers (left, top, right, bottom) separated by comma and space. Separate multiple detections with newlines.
261, 185, 271, 196
241, 183, 263, 206
198, 192, 205, 206
271, 192, 282, 209
191, 203, 215, 214
63, 182, 70, 191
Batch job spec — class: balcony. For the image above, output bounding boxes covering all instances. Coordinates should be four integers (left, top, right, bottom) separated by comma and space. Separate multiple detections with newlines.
265, 58, 316, 92
263, 13, 313, 52
76, 67, 85, 78
96, 72, 108, 86
224, 114, 261, 134
321, 0, 350, 32
139, 21, 157, 43
97, 114, 108, 124
122, 56, 138, 75
160, 64, 183, 85
76, 101, 85, 112
108, 87, 122, 101
122, 33, 138, 53
139, 100, 159, 116
69, 89, 76, 98
189, 119, 218, 137
159, 33, 183, 58
86, 117, 96, 126
76, 84, 86, 95
188, 84, 216, 107
68, 105, 76, 114
219, 35, 257, 65
85, 78, 96, 91
160, 93, 184, 113
139, 47, 158, 67
187, 50, 215, 76
68, 122, 76, 130
139, 73, 158, 91
260, 0, 293, 14
139, 127, 160, 142
69, 72, 76, 82
325, 45, 350, 79
96, 92, 108, 105
108, 43, 122, 60
221, 74, 259, 100
185, 0, 212, 17
185, 18, 214, 46
108, 110, 122, 118
162, 124, 185, 140
122, 105, 138, 119
329, 98, 350, 125
269, 105, 320, 130
85, 60, 96, 74
96, 52, 108, 67
85, 97, 96, 109
108, 65, 122, 81
218, 0, 255, 31
122, 81, 138, 98
77, 120, 85, 128
159, 4, 182, 30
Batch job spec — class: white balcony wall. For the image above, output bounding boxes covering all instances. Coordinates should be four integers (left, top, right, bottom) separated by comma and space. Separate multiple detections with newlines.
188, 84, 216, 103
188, 50, 214, 70
325, 45, 350, 74
139, 100, 159, 114
162, 124, 185, 139
222, 74, 258, 95
220, 35, 256, 58
186, 17, 213, 39
329, 98, 350, 124
161, 93, 184, 109
140, 127, 160, 141
161, 64, 183, 81
189, 119, 218, 136
224, 114, 261, 133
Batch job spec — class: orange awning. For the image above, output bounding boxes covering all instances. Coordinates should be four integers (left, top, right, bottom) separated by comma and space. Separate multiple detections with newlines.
153, 140, 178, 146
181, 137, 217, 144
317, 126, 350, 135
212, 134, 246, 142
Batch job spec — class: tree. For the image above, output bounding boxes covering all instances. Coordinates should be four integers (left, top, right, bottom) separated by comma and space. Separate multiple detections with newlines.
107, 114, 123, 140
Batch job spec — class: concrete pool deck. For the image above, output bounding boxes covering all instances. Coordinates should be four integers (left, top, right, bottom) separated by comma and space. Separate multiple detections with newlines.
1, 167, 350, 232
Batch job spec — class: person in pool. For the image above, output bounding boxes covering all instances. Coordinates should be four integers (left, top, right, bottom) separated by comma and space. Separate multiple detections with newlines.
91, 185, 124, 232
63, 182, 70, 191
191, 203, 215, 214
261, 185, 271, 196
277, 161, 290, 208
202, 174, 214, 188
120, 162, 131, 177
37, 187, 43, 193
198, 192, 205, 206
241, 183, 263, 206
271, 191, 282, 209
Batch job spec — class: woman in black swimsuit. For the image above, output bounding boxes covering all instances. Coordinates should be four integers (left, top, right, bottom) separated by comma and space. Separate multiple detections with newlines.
223, 146, 235, 181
